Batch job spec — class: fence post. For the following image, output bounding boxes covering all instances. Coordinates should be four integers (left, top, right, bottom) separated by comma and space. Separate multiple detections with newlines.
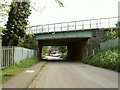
12, 46, 14, 65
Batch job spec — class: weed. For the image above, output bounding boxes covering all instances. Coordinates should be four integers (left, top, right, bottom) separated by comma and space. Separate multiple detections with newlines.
2, 57, 38, 83
85, 46, 119, 71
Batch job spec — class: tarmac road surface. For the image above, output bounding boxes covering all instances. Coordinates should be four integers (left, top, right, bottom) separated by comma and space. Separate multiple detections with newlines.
28, 61, 118, 88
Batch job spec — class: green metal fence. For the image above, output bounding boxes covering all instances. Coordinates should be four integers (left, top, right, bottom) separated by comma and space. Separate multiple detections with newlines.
100, 38, 118, 50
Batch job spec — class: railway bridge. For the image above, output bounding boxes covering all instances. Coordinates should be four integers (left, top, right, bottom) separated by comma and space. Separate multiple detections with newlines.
27, 17, 119, 61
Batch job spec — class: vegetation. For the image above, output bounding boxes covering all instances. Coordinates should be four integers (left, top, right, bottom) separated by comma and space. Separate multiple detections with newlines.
57, 46, 67, 53
1, 57, 38, 83
1, 0, 64, 46
42, 46, 48, 56
61, 52, 68, 59
0, 0, 9, 23
51, 46, 68, 59
52, 46, 67, 53
0, 0, 9, 33
102, 28, 118, 42
84, 46, 119, 72
55, 0, 64, 7
2, 1, 31, 46
57, 46, 68, 59
18, 34, 38, 50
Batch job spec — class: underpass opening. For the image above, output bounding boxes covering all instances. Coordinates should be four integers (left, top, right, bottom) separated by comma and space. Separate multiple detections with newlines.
38, 38, 89, 62
41, 46, 68, 61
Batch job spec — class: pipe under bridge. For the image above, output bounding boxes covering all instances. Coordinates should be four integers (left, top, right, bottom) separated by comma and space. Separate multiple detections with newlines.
27, 17, 119, 61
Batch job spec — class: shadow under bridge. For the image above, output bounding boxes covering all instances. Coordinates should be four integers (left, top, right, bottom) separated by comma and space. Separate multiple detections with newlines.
36, 31, 92, 62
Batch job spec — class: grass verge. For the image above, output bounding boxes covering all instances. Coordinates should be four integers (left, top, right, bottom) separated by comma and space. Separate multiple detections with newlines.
83, 46, 119, 72
1, 57, 38, 83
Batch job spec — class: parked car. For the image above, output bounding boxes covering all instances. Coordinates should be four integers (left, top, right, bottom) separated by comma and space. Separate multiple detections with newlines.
51, 53, 61, 57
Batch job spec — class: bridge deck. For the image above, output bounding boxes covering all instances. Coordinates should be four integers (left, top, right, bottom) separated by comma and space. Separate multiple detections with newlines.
27, 17, 119, 34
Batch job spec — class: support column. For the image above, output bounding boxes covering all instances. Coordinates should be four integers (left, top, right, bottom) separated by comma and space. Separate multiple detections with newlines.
38, 41, 42, 61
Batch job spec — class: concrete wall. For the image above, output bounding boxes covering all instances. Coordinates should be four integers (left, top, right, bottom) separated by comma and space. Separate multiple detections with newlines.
67, 40, 88, 62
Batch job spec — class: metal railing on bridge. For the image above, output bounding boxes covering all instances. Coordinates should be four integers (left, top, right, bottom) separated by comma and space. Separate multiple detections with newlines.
26, 17, 120, 34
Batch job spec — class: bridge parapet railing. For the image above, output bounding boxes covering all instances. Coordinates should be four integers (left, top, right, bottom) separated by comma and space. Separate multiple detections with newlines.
26, 17, 119, 34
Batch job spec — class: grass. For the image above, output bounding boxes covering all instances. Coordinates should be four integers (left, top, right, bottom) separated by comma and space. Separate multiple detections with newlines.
1, 57, 38, 83
84, 46, 119, 72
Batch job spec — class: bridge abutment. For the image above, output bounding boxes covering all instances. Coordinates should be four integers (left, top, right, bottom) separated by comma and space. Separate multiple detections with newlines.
67, 40, 88, 62
38, 41, 43, 61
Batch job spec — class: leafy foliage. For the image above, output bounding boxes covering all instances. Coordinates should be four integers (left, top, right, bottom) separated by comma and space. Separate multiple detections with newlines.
17, 34, 38, 50
116, 22, 120, 27
103, 29, 118, 42
55, 0, 64, 7
15, 57, 38, 68
42, 46, 48, 56
2, 1, 31, 46
0, 0, 9, 23
53, 46, 67, 53
85, 47, 119, 72
52, 46, 67, 59
0, 0, 9, 33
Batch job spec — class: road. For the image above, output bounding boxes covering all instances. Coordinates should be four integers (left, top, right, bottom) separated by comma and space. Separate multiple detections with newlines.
28, 61, 118, 88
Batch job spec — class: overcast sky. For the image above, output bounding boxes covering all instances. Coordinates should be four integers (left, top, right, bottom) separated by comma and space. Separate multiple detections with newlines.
29, 0, 120, 26
0, 0, 119, 26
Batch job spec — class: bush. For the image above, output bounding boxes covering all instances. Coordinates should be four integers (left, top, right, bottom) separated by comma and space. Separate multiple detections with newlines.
61, 52, 67, 59
85, 46, 119, 71
103, 29, 118, 42
15, 57, 38, 68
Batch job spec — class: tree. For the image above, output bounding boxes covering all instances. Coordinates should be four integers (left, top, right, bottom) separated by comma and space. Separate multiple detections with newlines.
0, 0, 9, 48
0, 0, 9, 32
18, 34, 38, 50
2, 1, 31, 46
52, 46, 67, 53
55, 0, 64, 7
31, 0, 64, 13
57, 46, 67, 53
2, 0, 64, 46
